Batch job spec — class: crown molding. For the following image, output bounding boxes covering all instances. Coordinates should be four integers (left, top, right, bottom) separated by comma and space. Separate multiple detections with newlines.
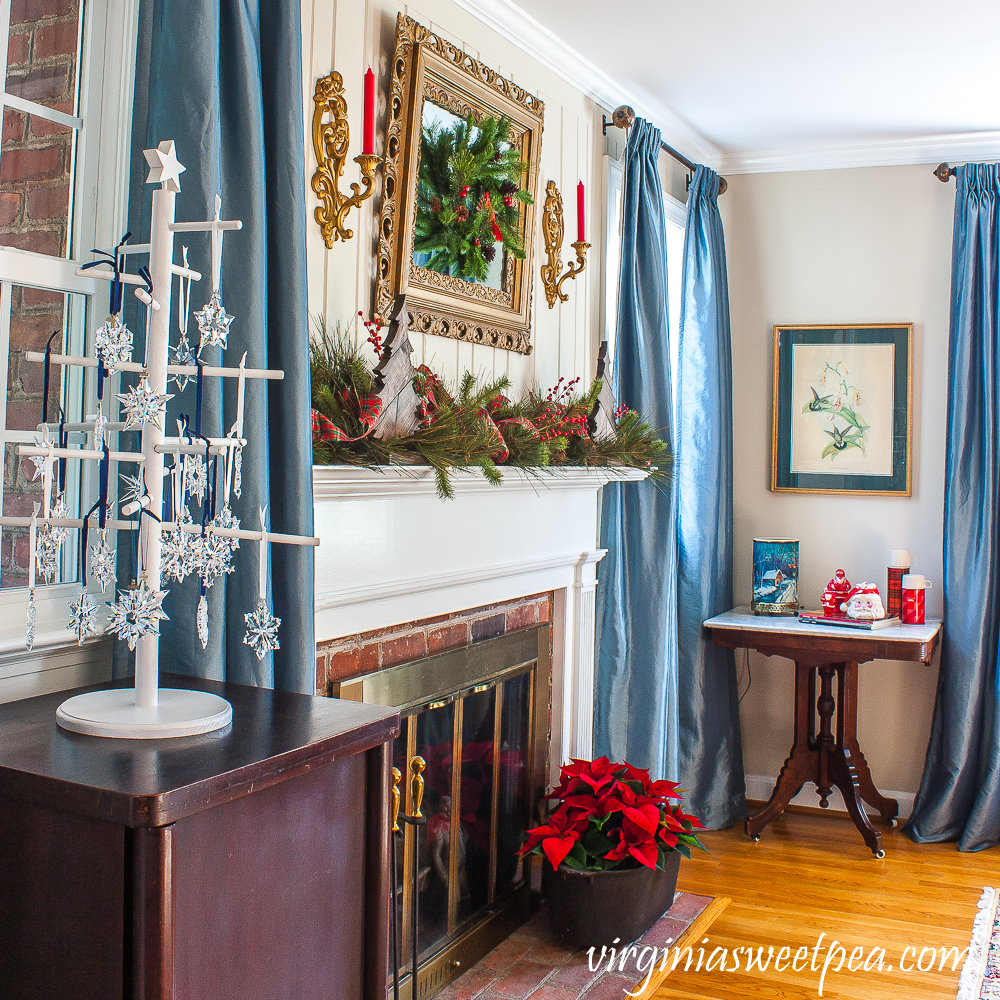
719, 130, 1000, 175
446, 0, 723, 168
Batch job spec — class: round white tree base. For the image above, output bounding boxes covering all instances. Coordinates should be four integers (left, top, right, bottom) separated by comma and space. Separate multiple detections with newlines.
56, 688, 233, 738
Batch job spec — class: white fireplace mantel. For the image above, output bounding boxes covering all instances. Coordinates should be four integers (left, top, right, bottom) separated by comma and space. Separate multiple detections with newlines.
312, 464, 648, 769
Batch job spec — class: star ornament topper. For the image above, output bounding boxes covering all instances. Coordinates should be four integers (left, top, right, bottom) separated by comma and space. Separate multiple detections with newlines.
144, 140, 186, 193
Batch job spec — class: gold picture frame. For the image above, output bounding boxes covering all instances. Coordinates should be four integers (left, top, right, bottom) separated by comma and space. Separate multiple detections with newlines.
375, 14, 544, 356
771, 323, 913, 496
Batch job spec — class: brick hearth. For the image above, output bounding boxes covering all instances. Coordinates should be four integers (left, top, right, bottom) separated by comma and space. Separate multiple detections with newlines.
316, 592, 554, 695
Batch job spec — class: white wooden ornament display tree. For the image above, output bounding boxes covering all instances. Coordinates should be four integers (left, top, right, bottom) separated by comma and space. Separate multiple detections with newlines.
1, 141, 319, 738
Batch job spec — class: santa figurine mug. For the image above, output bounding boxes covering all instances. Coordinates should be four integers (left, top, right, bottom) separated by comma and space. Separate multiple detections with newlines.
901, 574, 932, 625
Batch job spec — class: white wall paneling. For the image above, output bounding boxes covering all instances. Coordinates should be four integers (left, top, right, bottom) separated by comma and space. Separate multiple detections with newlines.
301, 0, 606, 398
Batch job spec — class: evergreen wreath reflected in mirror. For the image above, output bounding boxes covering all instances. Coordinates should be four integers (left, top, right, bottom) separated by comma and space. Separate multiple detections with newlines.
413, 111, 532, 287
376, 14, 544, 356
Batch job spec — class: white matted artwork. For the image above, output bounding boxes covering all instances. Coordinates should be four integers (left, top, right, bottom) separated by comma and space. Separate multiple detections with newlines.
790, 343, 895, 476
771, 324, 912, 496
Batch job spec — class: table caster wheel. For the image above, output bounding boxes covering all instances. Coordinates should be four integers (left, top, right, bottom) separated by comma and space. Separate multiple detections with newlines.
888, 818, 898, 828
875, 849, 885, 859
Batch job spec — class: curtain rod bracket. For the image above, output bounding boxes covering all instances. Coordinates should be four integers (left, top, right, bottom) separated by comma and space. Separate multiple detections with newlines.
934, 162, 957, 183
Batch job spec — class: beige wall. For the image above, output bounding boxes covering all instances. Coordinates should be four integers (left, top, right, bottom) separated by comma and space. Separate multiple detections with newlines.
301, 0, 607, 397
720, 164, 955, 798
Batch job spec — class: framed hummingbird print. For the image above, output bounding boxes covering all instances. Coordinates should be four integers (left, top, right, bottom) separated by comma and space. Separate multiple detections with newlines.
771, 324, 913, 496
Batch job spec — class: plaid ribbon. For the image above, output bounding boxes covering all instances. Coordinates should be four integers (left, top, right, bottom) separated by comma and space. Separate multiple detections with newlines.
311, 393, 382, 444
479, 395, 511, 461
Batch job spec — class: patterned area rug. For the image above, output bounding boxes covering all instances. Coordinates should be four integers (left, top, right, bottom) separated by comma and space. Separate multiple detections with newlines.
958, 887, 1000, 999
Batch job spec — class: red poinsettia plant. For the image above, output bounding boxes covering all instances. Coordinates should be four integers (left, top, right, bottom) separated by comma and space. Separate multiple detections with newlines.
518, 757, 706, 872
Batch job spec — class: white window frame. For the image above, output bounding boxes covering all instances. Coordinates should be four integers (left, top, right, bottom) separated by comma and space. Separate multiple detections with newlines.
0, 0, 139, 652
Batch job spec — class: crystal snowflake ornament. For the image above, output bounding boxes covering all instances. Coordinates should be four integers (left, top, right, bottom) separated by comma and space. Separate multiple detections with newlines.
243, 600, 281, 661
94, 314, 134, 371
90, 529, 117, 594
197, 593, 209, 649
195, 291, 234, 353
210, 505, 241, 554
25, 588, 36, 650
119, 471, 146, 510
106, 580, 169, 651
184, 452, 207, 503
117, 377, 173, 431
28, 436, 49, 481
49, 493, 70, 545
160, 526, 191, 583
67, 589, 100, 646
170, 335, 197, 392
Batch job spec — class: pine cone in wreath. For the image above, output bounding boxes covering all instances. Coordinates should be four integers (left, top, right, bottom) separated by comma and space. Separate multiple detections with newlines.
482, 244, 496, 263
499, 180, 518, 197
454, 206, 469, 222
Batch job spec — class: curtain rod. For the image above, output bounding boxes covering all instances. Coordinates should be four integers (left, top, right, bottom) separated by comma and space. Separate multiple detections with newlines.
934, 162, 957, 182
602, 105, 728, 195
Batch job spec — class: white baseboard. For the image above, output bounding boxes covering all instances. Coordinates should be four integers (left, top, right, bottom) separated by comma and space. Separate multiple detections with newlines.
744, 774, 914, 821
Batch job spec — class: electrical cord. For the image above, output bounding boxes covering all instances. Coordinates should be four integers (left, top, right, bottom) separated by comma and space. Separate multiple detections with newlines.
738, 647, 753, 704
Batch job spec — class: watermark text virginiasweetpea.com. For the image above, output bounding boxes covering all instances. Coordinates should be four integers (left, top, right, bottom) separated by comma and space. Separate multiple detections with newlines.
588, 932, 968, 998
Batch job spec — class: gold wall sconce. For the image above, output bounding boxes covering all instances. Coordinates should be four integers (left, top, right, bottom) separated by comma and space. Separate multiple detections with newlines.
311, 70, 382, 247
540, 180, 590, 308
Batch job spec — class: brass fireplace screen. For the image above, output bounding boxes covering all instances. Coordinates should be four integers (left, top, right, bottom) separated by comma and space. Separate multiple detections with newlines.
340, 626, 550, 999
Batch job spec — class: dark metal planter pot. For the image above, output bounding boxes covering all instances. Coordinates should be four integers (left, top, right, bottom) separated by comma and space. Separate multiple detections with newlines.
544, 851, 682, 948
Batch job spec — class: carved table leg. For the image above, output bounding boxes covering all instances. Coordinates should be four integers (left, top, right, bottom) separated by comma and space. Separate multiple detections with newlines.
815, 665, 837, 807
829, 745, 884, 857
746, 661, 815, 841
837, 661, 899, 826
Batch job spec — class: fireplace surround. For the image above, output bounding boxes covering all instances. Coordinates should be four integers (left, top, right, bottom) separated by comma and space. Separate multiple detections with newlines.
313, 465, 647, 772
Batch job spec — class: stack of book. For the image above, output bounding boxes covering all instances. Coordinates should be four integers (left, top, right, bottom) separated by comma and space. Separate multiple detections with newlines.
797, 612, 902, 631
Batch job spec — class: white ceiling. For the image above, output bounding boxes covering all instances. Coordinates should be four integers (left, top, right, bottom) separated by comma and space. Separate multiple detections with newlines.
463, 0, 1000, 171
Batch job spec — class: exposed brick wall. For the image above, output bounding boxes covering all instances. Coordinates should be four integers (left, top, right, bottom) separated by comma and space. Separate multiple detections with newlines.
1, 1, 80, 588
1, 0, 80, 257
316, 592, 554, 695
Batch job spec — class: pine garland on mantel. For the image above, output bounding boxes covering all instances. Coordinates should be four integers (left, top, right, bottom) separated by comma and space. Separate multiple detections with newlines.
311, 321, 669, 500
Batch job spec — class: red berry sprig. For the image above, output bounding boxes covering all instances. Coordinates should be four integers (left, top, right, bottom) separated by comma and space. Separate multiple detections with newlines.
358, 310, 385, 357
533, 377, 588, 442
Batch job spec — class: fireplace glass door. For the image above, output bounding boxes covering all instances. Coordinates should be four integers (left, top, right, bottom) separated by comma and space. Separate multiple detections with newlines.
342, 626, 549, 1000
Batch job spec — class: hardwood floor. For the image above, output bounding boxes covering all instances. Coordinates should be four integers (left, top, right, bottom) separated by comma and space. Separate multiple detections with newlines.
655, 809, 995, 999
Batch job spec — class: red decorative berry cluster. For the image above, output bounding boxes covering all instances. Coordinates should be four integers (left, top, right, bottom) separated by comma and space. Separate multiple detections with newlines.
358, 310, 385, 357
532, 377, 589, 443
614, 403, 630, 420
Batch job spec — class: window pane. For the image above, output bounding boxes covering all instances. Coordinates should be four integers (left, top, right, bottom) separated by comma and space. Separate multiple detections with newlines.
5, 0, 82, 116
0, 109, 77, 257
2, 284, 85, 588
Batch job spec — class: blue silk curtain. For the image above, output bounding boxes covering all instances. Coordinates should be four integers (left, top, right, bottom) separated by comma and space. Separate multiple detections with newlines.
676, 166, 745, 827
121, 0, 314, 693
906, 162, 1000, 851
594, 120, 679, 781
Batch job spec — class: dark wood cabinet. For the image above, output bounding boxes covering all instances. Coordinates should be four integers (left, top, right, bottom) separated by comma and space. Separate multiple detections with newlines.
0, 674, 399, 1000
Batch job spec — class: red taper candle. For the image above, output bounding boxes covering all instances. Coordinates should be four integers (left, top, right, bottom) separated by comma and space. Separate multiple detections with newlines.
576, 181, 585, 242
363, 67, 375, 155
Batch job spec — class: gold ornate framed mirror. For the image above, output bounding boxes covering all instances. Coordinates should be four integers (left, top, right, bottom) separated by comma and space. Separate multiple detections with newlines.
376, 14, 544, 356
